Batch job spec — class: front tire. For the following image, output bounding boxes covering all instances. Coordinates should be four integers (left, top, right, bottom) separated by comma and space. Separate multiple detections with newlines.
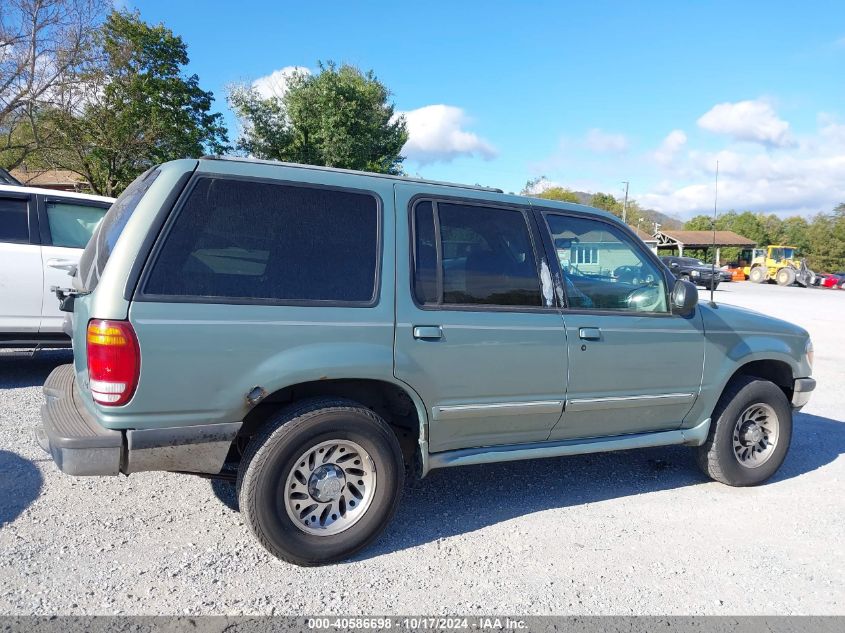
748, 267, 766, 283
776, 267, 796, 286
696, 377, 792, 486
237, 398, 404, 565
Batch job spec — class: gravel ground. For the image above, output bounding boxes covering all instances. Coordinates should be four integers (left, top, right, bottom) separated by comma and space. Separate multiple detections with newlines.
0, 282, 843, 616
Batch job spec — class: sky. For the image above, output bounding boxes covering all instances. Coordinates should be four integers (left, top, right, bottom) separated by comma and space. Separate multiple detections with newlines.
124, 0, 845, 220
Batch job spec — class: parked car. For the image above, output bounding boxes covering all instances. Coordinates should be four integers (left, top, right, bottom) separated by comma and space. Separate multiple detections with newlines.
38, 158, 815, 565
0, 184, 113, 348
817, 273, 844, 289
660, 256, 725, 289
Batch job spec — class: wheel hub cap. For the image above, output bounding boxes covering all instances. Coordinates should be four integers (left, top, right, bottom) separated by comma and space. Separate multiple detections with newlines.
283, 439, 377, 536
740, 422, 764, 445
308, 464, 346, 502
732, 403, 779, 469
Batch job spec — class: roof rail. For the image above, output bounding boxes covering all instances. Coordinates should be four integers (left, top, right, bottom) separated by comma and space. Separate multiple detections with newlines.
199, 155, 504, 193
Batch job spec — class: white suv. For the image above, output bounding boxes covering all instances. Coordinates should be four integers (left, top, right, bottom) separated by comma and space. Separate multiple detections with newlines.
0, 184, 113, 348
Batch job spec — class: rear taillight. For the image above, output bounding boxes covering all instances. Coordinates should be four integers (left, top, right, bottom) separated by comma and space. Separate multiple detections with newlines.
86, 319, 140, 406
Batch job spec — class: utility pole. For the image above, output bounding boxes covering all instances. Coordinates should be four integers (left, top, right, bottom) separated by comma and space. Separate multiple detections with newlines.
621, 181, 629, 224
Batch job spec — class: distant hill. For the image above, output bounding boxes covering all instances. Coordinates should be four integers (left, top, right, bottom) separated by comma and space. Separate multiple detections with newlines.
541, 188, 684, 232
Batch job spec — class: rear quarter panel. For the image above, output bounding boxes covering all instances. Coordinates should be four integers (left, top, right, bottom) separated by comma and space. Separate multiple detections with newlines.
90, 161, 399, 431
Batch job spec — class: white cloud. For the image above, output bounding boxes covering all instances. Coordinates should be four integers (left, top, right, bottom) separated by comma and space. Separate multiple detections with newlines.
583, 128, 629, 153
400, 105, 497, 165
251, 66, 310, 100
639, 119, 845, 217
654, 129, 687, 165
697, 99, 791, 146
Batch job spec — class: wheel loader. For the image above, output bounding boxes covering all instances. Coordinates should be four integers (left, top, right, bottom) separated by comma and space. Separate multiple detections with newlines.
739, 246, 815, 287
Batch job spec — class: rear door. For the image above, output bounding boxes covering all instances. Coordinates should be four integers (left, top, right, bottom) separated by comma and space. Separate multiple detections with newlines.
393, 184, 568, 453
37, 195, 109, 332
0, 192, 42, 333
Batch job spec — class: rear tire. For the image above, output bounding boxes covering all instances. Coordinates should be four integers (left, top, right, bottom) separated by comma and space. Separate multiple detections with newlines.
776, 267, 796, 286
748, 267, 766, 283
696, 377, 792, 486
237, 398, 404, 565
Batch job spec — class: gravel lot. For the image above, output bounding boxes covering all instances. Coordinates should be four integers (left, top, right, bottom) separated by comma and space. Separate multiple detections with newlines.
1, 282, 843, 616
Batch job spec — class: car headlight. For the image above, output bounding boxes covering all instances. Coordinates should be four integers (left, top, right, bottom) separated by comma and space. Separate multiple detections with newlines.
691, 270, 700, 277
805, 338, 814, 368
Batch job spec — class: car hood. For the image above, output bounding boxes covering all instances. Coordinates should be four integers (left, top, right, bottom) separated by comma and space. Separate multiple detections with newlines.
699, 301, 808, 339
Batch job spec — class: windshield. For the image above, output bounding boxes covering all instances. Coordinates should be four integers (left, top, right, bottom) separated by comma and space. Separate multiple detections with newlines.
77, 168, 160, 291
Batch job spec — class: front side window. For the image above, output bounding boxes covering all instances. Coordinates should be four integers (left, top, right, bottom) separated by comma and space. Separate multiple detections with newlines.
413, 200, 542, 307
144, 177, 380, 304
545, 213, 668, 313
46, 201, 107, 248
0, 197, 29, 243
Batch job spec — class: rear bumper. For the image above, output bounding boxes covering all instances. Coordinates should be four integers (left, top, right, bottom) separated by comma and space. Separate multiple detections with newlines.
792, 377, 816, 410
37, 364, 241, 476
39, 364, 122, 475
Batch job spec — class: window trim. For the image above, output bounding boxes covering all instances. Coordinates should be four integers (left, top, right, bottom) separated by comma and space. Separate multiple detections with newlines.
409, 194, 555, 314
36, 194, 111, 248
534, 206, 676, 318
134, 174, 385, 308
0, 192, 36, 245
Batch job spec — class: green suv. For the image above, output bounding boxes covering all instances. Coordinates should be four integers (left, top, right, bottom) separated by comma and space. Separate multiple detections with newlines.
38, 157, 816, 565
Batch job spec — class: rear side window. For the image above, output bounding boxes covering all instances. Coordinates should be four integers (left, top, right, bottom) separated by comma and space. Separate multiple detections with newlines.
45, 201, 107, 248
79, 168, 160, 290
0, 197, 29, 243
413, 200, 542, 307
143, 177, 380, 304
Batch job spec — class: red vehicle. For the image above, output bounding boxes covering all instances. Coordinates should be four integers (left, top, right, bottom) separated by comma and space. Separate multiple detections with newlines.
817, 273, 845, 288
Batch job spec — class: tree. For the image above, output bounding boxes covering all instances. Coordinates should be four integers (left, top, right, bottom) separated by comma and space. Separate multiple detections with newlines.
536, 186, 581, 203
45, 10, 228, 195
807, 205, 845, 271
0, 0, 107, 169
589, 192, 623, 216
229, 62, 408, 175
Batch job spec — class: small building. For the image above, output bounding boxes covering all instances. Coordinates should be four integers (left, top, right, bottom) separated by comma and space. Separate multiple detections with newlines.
628, 225, 658, 253
654, 229, 755, 264
9, 166, 90, 192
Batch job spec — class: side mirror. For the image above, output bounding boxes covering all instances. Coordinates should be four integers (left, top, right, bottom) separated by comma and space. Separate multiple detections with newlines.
671, 279, 698, 316
670, 262, 679, 268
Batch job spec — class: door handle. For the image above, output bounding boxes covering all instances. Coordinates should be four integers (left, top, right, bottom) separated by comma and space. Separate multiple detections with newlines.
413, 326, 443, 340
579, 327, 601, 340
46, 258, 76, 272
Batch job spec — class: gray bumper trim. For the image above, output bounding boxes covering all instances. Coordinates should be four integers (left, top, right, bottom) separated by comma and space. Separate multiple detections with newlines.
39, 364, 122, 476
792, 377, 816, 409
125, 422, 241, 474
39, 364, 241, 476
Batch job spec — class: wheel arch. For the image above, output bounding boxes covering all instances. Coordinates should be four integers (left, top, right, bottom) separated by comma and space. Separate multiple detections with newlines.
237, 377, 429, 471
725, 358, 795, 401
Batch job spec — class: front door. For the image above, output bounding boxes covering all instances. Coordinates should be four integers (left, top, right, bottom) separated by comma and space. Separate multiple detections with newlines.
38, 196, 108, 332
0, 194, 42, 334
535, 209, 705, 440
394, 184, 568, 453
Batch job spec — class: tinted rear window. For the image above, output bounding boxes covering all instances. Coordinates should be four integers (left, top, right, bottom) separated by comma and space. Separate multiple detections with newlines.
143, 177, 380, 304
78, 169, 160, 290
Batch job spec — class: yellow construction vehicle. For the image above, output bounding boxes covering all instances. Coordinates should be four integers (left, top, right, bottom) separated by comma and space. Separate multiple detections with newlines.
739, 245, 815, 286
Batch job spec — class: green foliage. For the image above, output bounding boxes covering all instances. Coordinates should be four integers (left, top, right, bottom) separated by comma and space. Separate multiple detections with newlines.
589, 192, 622, 215
536, 186, 581, 203
806, 205, 845, 272
229, 62, 408, 175
684, 207, 844, 271
45, 10, 229, 195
